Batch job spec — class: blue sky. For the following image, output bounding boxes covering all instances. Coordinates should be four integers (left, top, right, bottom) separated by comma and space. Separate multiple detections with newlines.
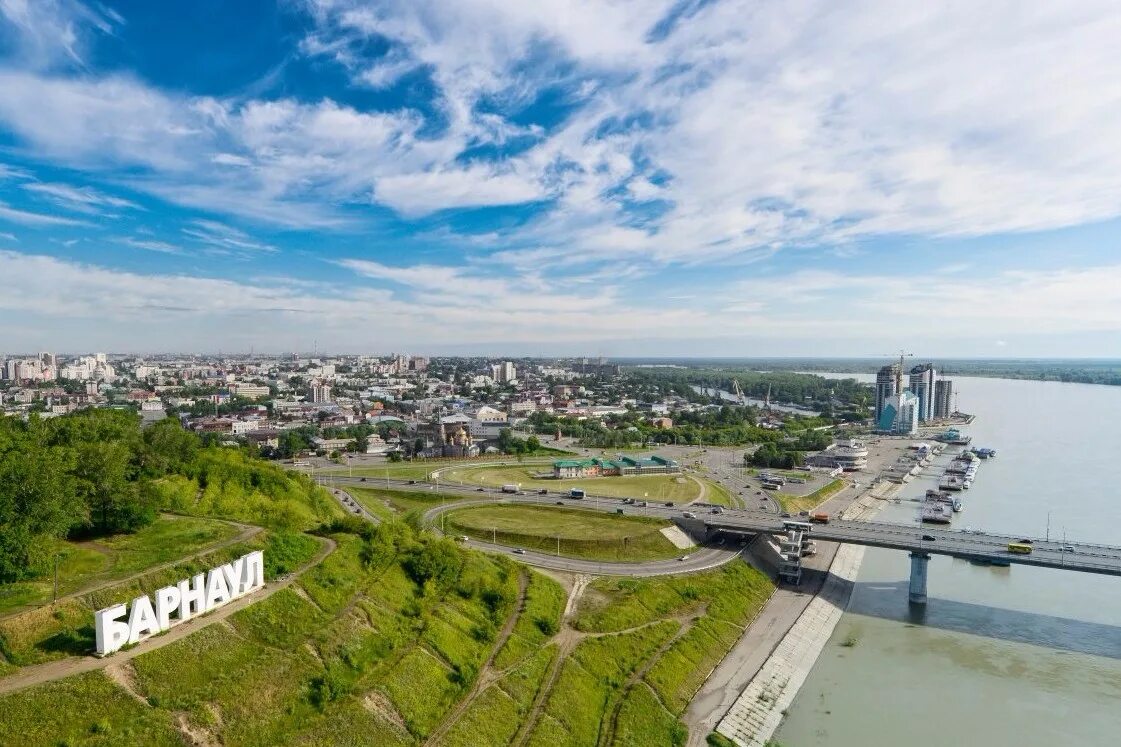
1, 0, 1121, 356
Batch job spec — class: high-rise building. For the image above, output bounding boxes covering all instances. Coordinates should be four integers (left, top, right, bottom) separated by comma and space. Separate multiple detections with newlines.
307, 382, 332, 403
877, 390, 919, 434
491, 361, 517, 383
934, 379, 954, 419
874, 364, 898, 422
909, 363, 937, 422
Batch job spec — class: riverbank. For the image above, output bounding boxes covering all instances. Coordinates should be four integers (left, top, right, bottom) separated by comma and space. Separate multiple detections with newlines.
711, 481, 896, 746
684, 438, 912, 746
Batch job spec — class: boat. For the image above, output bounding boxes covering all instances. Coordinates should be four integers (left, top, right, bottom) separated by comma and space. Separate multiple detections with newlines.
939, 475, 966, 491
921, 503, 953, 524
934, 428, 973, 446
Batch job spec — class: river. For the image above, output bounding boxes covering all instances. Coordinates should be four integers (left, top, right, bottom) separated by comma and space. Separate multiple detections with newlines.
773, 374, 1121, 746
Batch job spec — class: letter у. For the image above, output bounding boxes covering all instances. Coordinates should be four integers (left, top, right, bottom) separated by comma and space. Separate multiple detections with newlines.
178, 573, 208, 620
94, 604, 130, 655
222, 556, 246, 597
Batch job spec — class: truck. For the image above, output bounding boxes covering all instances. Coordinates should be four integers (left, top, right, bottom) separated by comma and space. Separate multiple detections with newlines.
809, 512, 830, 524
501, 484, 519, 494
569, 488, 586, 499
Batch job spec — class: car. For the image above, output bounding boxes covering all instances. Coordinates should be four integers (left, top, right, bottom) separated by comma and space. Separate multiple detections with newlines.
678, 555, 691, 561
512, 548, 526, 555
353, 507, 360, 513
1017, 538, 1033, 544
780, 512, 791, 518
798, 510, 810, 517
711, 507, 723, 514
1062, 544, 1076, 552
538, 489, 549, 495
476, 487, 485, 492
921, 534, 937, 541
664, 501, 674, 507
408, 480, 417, 485
360, 477, 367, 482
639, 501, 648, 507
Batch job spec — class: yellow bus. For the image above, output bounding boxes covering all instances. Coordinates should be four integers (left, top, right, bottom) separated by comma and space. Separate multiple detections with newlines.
1007, 542, 1033, 555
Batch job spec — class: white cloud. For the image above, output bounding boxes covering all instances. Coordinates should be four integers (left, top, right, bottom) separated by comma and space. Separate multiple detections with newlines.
0, 200, 89, 226
23, 180, 138, 213
0, 0, 121, 69
374, 165, 546, 216
118, 237, 181, 254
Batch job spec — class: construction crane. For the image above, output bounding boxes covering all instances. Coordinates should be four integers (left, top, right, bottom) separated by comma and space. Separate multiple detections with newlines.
731, 379, 746, 405
878, 350, 914, 391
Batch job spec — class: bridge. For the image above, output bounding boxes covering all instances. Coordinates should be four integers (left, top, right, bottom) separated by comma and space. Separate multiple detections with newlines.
320, 474, 1121, 604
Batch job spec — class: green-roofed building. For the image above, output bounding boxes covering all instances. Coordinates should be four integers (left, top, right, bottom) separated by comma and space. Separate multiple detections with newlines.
552, 454, 680, 479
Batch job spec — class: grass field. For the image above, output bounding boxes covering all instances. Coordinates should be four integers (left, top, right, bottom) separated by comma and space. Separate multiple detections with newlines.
0, 514, 241, 617
443, 504, 684, 562
348, 486, 477, 517
702, 481, 738, 508
776, 478, 847, 514
442, 464, 703, 503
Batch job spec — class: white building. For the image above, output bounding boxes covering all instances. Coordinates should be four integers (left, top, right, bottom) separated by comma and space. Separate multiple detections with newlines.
491, 361, 517, 383
877, 390, 920, 435
307, 383, 333, 403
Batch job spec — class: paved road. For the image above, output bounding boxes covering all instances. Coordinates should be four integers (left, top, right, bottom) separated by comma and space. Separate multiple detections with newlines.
326, 474, 1121, 577
420, 496, 744, 577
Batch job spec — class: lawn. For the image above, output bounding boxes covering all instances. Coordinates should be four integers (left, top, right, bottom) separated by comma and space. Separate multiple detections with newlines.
0, 514, 241, 617
776, 478, 847, 514
442, 464, 703, 503
349, 486, 477, 516
443, 504, 683, 562
702, 480, 738, 508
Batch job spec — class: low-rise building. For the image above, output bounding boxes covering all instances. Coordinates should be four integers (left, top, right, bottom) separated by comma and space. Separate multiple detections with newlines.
552, 455, 680, 479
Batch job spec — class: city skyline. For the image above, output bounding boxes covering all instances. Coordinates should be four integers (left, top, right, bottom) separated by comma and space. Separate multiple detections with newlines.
2, 2, 1121, 355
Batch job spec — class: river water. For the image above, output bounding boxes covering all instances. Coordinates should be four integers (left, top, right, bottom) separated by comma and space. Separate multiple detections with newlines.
774, 374, 1121, 747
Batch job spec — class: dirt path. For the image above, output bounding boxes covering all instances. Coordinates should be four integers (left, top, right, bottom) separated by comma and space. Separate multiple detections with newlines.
425, 568, 530, 745
510, 575, 590, 747
600, 609, 700, 746
0, 535, 336, 697
0, 515, 262, 622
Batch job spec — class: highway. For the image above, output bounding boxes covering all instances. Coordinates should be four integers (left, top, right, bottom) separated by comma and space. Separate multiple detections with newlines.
326, 475, 1121, 577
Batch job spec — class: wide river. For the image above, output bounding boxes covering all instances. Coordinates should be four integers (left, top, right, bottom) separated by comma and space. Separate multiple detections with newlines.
774, 374, 1121, 746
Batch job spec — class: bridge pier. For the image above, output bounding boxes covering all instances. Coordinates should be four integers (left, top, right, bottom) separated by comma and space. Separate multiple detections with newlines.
908, 552, 930, 605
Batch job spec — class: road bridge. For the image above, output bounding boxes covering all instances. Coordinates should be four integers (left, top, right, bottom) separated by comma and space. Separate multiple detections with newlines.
326, 475, 1121, 603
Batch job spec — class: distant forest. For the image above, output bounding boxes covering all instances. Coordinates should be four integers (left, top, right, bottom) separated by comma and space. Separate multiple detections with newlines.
620, 358, 1121, 387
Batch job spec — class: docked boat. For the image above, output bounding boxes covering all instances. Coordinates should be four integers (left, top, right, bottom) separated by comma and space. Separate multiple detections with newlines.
939, 475, 966, 491
921, 503, 953, 524
934, 428, 973, 445
971, 447, 997, 459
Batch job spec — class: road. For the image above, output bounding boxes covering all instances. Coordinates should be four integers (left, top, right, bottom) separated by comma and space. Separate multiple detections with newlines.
326, 474, 1121, 576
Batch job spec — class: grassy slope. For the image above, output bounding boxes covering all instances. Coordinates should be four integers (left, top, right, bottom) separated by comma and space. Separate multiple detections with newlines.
0, 531, 319, 669
0, 514, 241, 617
444, 505, 683, 562
777, 478, 846, 514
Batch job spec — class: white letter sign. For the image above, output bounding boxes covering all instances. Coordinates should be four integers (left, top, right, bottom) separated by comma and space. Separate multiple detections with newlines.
93, 551, 266, 655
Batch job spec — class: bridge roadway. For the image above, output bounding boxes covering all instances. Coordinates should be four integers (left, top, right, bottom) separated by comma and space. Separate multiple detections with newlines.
330, 475, 1121, 577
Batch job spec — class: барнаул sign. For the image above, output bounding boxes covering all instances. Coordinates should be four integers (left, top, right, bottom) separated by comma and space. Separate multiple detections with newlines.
94, 550, 265, 655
